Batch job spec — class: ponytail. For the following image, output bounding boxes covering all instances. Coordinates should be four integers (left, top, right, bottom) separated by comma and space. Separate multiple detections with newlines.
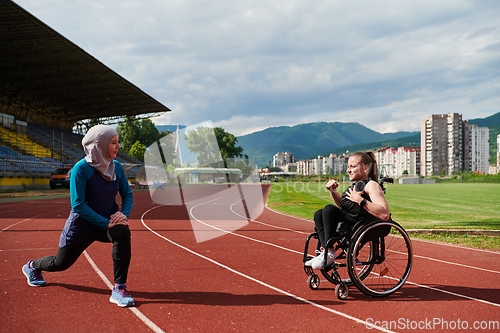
352, 151, 378, 181
366, 151, 378, 181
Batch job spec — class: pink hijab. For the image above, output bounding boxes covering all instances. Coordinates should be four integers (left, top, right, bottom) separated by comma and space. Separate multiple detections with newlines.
82, 125, 118, 181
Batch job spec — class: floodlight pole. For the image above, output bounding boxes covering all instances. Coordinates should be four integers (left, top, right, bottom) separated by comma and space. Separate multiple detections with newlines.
175, 125, 183, 165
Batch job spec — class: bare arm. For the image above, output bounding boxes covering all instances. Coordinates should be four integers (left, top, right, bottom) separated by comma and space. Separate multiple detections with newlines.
346, 181, 390, 221
326, 179, 342, 207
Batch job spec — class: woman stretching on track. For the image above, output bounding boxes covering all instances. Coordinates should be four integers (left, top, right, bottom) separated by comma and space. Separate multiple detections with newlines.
305, 151, 390, 270
22, 125, 135, 307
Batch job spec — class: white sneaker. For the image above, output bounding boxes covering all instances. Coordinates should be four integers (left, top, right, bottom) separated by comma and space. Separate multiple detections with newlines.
311, 250, 335, 270
305, 249, 324, 267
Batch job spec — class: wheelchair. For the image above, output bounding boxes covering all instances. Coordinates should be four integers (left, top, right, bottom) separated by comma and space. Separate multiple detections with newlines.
303, 216, 413, 300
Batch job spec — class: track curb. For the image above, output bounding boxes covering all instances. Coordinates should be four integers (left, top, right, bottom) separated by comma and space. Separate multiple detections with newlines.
406, 229, 500, 236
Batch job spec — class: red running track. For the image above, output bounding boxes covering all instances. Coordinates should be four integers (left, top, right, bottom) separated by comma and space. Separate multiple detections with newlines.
1, 185, 499, 332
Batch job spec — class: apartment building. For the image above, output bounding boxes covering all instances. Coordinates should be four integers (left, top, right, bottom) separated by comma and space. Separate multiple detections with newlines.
469, 125, 489, 174
297, 153, 349, 176
322, 153, 349, 175
375, 148, 397, 177
283, 163, 297, 172
297, 159, 314, 176
421, 113, 470, 176
497, 133, 500, 172
296, 148, 421, 178
396, 147, 421, 176
374, 147, 420, 178
272, 151, 296, 168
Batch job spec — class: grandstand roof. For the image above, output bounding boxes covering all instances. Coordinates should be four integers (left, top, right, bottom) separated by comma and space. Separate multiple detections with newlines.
0, 0, 171, 131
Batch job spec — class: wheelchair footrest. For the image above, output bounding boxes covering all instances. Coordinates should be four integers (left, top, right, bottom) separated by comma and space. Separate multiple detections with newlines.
304, 266, 314, 276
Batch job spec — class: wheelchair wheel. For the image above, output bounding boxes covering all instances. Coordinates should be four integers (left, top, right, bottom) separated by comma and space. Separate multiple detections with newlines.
347, 220, 412, 297
335, 283, 349, 300
307, 274, 320, 290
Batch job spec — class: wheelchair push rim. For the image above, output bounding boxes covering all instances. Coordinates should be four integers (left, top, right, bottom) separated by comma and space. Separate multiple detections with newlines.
347, 221, 413, 297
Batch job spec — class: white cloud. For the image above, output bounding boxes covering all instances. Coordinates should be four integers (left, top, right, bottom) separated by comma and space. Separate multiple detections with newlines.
214, 115, 270, 136
14, 0, 500, 136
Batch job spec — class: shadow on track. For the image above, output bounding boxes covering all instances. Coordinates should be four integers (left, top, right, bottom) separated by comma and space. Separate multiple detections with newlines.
47, 282, 500, 307
341, 284, 500, 305
49, 283, 343, 307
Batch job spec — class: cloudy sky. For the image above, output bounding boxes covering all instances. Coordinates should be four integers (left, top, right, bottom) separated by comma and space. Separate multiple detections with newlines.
14, 0, 500, 136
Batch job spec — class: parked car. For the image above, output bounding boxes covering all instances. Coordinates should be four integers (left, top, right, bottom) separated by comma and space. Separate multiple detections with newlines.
50, 166, 72, 189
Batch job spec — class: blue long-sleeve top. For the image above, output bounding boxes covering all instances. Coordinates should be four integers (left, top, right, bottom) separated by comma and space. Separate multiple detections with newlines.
59, 159, 133, 247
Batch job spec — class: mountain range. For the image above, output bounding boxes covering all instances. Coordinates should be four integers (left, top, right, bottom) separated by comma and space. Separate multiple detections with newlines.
156, 125, 186, 132
155, 112, 500, 168
237, 122, 418, 167
236, 112, 500, 167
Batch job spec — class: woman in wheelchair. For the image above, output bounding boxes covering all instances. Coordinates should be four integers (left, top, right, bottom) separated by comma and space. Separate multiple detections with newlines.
305, 151, 390, 270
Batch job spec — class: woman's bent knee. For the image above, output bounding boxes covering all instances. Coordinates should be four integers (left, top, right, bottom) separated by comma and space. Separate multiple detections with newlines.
314, 209, 323, 222
109, 225, 131, 241
322, 204, 338, 214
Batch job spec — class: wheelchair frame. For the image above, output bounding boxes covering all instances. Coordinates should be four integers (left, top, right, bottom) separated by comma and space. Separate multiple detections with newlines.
303, 217, 413, 300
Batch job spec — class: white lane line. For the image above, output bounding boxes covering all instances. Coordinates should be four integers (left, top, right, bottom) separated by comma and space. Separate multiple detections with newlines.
188, 187, 303, 255
1, 219, 33, 233
1, 194, 165, 332
0, 248, 54, 252
189, 197, 500, 307
83, 251, 165, 333
264, 203, 500, 273
404, 280, 500, 307
354, 262, 500, 308
0, 208, 68, 234
265, 203, 314, 222
410, 237, 500, 255
397, 251, 500, 275
229, 200, 310, 235
141, 205, 395, 333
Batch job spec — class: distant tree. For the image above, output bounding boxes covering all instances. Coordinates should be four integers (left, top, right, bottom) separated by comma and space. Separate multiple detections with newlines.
183, 126, 244, 167
139, 118, 162, 148
128, 141, 146, 162
117, 117, 161, 154
87, 118, 102, 130
214, 127, 244, 161
117, 116, 140, 153
183, 126, 220, 166
232, 160, 252, 172
402, 170, 408, 175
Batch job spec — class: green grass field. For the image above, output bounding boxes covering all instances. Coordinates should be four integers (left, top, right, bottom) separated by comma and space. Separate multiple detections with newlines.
267, 181, 500, 250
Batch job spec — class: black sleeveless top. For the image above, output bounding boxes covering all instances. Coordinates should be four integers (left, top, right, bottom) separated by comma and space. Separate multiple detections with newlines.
340, 179, 379, 223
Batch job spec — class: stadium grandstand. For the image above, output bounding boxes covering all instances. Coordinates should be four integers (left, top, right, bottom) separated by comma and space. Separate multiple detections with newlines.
0, 0, 171, 190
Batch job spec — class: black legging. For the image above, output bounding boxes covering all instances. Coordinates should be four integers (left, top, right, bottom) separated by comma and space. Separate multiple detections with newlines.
314, 204, 357, 248
32, 225, 131, 284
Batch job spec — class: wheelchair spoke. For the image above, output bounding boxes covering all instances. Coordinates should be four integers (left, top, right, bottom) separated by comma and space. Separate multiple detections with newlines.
347, 221, 412, 297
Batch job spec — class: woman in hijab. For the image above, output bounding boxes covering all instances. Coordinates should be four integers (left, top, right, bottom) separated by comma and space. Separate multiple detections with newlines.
22, 125, 135, 307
